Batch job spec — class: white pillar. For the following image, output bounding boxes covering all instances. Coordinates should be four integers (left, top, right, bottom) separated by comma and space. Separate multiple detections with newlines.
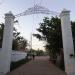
60, 9, 75, 75
0, 12, 15, 75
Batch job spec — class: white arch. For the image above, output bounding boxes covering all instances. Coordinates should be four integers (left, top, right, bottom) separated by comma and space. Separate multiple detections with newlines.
0, 8, 75, 75
15, 5, 59, 17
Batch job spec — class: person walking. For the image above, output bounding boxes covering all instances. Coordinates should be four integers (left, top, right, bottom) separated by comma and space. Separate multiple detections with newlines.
32, 54, 35, 60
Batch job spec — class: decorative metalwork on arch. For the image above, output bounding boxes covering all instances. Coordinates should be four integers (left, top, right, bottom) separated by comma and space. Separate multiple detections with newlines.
15, 5, 59, 17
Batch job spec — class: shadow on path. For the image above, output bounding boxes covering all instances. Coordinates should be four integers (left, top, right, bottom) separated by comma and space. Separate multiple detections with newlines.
6, 56, 67, 75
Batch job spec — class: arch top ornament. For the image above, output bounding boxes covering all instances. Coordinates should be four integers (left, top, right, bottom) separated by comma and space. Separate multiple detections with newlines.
15, 5, 59, 17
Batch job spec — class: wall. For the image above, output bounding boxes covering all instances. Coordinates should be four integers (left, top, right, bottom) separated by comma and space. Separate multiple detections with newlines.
11, 50, 27, 62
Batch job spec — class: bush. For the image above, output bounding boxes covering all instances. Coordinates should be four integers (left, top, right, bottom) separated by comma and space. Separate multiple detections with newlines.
10, 57, 31, 71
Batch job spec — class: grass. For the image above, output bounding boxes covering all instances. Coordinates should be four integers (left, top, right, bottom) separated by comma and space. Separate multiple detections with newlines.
10, 57, 31, 71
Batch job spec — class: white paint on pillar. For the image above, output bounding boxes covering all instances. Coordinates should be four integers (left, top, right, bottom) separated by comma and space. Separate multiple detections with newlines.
0, 12, 15, 75
60, 9, 75, 75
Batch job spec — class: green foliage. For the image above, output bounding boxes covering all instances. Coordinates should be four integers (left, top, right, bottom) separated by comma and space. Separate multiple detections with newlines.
33, 16, 75, 67
10, 57, 31, 71
71, 21, 75, 53
33, 17, 63, 59
36, 50, 45, 56
0, 23, 28, 51
12, 28, 28, 50
0, 23, 4, 47
28, 49, 45, 56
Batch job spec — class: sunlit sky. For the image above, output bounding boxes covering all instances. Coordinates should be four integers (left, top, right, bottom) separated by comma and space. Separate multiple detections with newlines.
0, 0, 75, 50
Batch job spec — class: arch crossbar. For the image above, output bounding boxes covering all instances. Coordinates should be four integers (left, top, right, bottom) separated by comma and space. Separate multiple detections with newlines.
15, 5, 59, 17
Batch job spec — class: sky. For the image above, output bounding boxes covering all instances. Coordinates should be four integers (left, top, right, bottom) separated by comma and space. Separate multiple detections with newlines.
0, 0, 75, 50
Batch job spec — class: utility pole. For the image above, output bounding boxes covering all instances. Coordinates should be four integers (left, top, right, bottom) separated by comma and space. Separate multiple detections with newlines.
30, 33, 32, 50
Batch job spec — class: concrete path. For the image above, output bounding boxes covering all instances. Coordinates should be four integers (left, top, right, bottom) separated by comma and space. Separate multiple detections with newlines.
7, 56, 67, 75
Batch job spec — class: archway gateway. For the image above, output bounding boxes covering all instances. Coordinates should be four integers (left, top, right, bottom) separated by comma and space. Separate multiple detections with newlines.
0, 5, 75, 75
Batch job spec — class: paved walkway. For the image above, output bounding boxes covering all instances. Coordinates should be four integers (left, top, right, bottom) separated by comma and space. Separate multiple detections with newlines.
7, 56, 67, 75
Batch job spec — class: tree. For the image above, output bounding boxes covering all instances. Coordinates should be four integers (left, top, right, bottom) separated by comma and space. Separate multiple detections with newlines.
33, 16, 75, 65
12, 27, 28, 51
0, 23, 4, 47
71, 21, 75, 53
17, 37, 28, 51
36, 49, 45, 56
33, 17, 63, 59
0, 23, 28, 51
